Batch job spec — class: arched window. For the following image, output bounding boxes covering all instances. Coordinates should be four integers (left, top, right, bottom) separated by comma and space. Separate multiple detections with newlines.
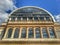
35, 28, 41, 38
28, 28, 34, 38
14, 28, 20, 38
7, 28, 13, 38
42, 28, 48, 38
21, 28, 26, 38
49, 28, 55, 38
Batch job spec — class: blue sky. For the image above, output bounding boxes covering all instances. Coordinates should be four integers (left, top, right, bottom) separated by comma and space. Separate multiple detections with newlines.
13, 0, 60, 15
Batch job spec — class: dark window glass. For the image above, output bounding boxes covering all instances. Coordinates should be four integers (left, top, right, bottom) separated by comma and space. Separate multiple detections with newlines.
7, 28, 13, 38
14, 28, 20, 38
46, 17, 50, 21
49, 28, 55, 38
17, 17, 21, 21
28, 17, 33, 20
42, 28, 48, 38
39, 17, 44, 21
21, 28, 26, 38
28, 28, 34, 38
11, 17, 15, 21
35, 28, 40, 38
23, 17, 27, 21
34, 17, 38, 21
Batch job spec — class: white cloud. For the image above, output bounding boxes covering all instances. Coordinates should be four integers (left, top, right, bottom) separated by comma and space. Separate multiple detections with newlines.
55, 14, 60, 22
0, 0, 17, 24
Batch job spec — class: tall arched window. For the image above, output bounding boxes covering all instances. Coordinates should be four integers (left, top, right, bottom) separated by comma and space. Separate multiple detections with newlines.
49, 28, 55, 38
28, 28, 34, 38
42, 28, 48, 38
14, 28, 20, 38
35, 28, 41, 38
21, 28, 26, 38
7, 28, 13, 38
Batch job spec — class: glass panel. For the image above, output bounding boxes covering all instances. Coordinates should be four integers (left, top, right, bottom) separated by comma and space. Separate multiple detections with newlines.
28, 17, 33, 20
23, 17, 27, 21
42, 28, 48, 38
11, 17, 15, 21
49, 28, 55, 38
28, 28, 34, 38
21, 28, 26, 38
14, 28, 20, 38
17, 17, 21, 21
35, 28, 40, 38
7, 28, 13, 38
39, 17, 44, 21
46, 17, 50, 21
34, 17, 38, 21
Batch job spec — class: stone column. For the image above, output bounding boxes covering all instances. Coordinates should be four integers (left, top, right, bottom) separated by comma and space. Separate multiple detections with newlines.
3, 28, 9, 38
11, 28, 15, 38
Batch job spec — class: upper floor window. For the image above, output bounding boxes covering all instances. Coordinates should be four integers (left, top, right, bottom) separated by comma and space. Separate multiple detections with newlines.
28, 28, 34, 38
11, 17, 15, 21
7, 28, 13, 38
42, 28, 48, 38
39, 17, 44, 21
28, 17, 33, 21
35, 27, 41, 38
34, 17, 38, 21
46, 17, 50, 21
23, 17, 27, 21
14, 28, 20, 38
21, 28, 26, 38
49, 28, 55, 38
17, 17, 21, 21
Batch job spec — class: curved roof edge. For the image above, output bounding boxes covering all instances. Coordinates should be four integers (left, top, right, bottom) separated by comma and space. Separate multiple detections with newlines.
9, 6, 56, 22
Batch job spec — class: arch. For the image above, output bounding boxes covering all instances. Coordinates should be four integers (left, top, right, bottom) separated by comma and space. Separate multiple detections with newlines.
9, 6, 55, 22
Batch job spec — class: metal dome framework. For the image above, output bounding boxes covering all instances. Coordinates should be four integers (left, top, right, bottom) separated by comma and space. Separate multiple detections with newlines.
9, 6, 55, 22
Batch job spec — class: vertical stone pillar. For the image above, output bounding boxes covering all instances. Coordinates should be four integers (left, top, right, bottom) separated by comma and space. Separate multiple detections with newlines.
3, 28, 9, 38
27, 27, 28, 38
34, 27, 36, 38
47, 27, 50, 38
11, 28, 15, 38
40, 27, 43, 38
19, 27, 22, 38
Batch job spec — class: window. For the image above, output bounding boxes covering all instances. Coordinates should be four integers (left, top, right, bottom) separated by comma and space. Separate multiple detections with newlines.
28, 28, 34, 38
34, 17, 38, 21
7, 28, 13, 38
23, 17, 27, 21
49, 28, 55, 38
17, 17, 21, 21
39, 17, 44, 21
11, 17, 15, 21
28, 17, 33, 21
35, 28, 40, 38
46, 17, 50, 21
14, 28, 20, 38
42, 28, 48, 38
21, 28, 26, 38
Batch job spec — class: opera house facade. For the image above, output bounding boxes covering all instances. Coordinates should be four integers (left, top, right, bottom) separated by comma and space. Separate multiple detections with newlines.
0, 6, 60, 45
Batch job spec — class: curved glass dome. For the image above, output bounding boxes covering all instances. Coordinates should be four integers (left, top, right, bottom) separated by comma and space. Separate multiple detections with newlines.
9, 6, 55, 22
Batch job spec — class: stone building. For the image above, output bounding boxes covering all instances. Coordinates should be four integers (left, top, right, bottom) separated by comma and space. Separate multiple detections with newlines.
0, 6, 60, 45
